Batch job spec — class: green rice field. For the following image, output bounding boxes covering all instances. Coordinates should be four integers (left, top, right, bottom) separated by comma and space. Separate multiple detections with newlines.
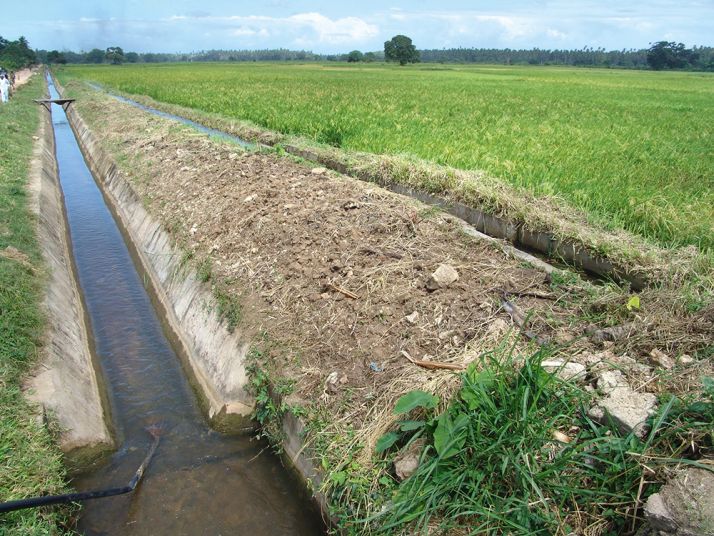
60, 63, 714, 251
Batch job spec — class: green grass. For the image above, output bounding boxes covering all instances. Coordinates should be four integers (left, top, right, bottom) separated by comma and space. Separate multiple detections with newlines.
0, 76, 71, 534
361, 344, 714, 535
59, 62, 714, 251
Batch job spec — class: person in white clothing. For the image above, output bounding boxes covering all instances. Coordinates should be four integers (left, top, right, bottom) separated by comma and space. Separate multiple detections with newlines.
0, 74, 11, 103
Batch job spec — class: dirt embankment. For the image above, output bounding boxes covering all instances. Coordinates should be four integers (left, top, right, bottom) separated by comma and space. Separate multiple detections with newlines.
70, 84, 711, 409
62, 80, 713, 532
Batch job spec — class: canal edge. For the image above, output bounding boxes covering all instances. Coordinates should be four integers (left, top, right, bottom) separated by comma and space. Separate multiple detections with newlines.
24, 79, 114, 470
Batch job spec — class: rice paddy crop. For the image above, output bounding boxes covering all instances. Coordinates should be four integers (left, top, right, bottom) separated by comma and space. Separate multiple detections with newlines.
61, 63, 714, 251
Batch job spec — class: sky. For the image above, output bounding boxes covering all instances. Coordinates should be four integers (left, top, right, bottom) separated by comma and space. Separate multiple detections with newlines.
5, 1, 713, 54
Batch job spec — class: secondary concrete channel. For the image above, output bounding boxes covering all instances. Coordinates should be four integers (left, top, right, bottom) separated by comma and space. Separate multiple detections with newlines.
37, 74, 324, 533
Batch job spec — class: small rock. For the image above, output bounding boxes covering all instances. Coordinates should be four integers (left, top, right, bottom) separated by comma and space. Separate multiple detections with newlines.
283, 203, 298, 210
32, 135, 39, 141
228, 153, 239, 160
597, 370, 628, 394
189, 224, 198, 235
426, 264, 459, 291
588, 322, 634, 343
325, 371, 340, 394
590, 387, 657, 438
394, 439, 425, 481
678, 354, 694, 365
180, 165, 192, 172
311, 167, 327, 175
644, 468, 714, 536
649, 348, 674, 370
243, 194, 256, 203
645, 493, 677, 534
541, 359, 587, 381
405, 311, 419, 324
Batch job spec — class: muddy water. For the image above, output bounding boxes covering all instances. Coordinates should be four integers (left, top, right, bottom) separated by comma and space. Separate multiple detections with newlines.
47, 77, 323, 535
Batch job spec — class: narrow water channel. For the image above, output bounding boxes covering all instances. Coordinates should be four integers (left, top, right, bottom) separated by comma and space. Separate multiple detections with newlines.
46, 77, 324, 535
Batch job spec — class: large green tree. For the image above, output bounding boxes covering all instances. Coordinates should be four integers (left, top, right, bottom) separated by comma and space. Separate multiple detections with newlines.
86, 48, 105, 64
46, 50, 67, 64
347, 50, 364, 62
646, 41, 698, 70
105, 46, 125, 65
384, 35, 419, 66
0, 35, 36, 70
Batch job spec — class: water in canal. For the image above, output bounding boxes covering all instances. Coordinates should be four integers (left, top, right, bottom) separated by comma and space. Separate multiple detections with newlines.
46, 76, 324, 535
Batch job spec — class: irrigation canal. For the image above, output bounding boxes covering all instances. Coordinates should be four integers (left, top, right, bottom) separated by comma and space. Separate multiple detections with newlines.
85, 81, 255, 149
47, 77, 324, 534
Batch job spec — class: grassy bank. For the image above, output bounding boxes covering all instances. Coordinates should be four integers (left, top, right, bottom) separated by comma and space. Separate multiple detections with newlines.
0, 75, 70, 533
59, 63, 714, 252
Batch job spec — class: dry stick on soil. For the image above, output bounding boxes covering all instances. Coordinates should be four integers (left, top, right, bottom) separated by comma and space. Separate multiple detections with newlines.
499, 286, 557, 300
401, 350, 466, 371
500, 296, 550, 345
328, 282, 359, 300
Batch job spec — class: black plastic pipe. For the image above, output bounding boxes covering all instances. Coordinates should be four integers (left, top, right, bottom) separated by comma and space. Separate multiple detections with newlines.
0, 430, 160, 514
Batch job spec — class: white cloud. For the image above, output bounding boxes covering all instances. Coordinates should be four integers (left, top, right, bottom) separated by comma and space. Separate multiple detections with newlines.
288, 13, 378, 44
546, 28, 568, 40
169, 12, 377, 47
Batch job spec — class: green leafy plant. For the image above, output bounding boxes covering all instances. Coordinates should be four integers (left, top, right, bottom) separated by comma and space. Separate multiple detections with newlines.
369, 349, 714, 535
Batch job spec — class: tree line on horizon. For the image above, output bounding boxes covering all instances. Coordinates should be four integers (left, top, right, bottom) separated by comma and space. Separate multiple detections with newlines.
0, 36, 36, 70
18, 37, 714, 72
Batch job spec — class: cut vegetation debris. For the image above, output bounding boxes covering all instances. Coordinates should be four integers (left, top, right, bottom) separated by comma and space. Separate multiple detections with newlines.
57, 65, 714, 295
0, 76, 71, 534
56, 74, 713, 535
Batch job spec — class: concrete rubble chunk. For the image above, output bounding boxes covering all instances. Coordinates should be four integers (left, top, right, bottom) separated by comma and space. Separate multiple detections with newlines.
405, 311, 420, 324
394, 439, 425, 481
644, 468, 714, 536
649, 348, 675, 370
597, 370, 628, 394
426, 264, 459, 291
678, 354, 694, 365
541, 359, 586, 381
589, 386, 657, 438
325, 371, 340, 394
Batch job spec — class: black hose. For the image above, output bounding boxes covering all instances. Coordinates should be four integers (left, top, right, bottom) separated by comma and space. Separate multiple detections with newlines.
0, 432, 160, 514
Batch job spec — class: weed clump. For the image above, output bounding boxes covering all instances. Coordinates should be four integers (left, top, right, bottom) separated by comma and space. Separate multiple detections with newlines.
364, 346, 713, 535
